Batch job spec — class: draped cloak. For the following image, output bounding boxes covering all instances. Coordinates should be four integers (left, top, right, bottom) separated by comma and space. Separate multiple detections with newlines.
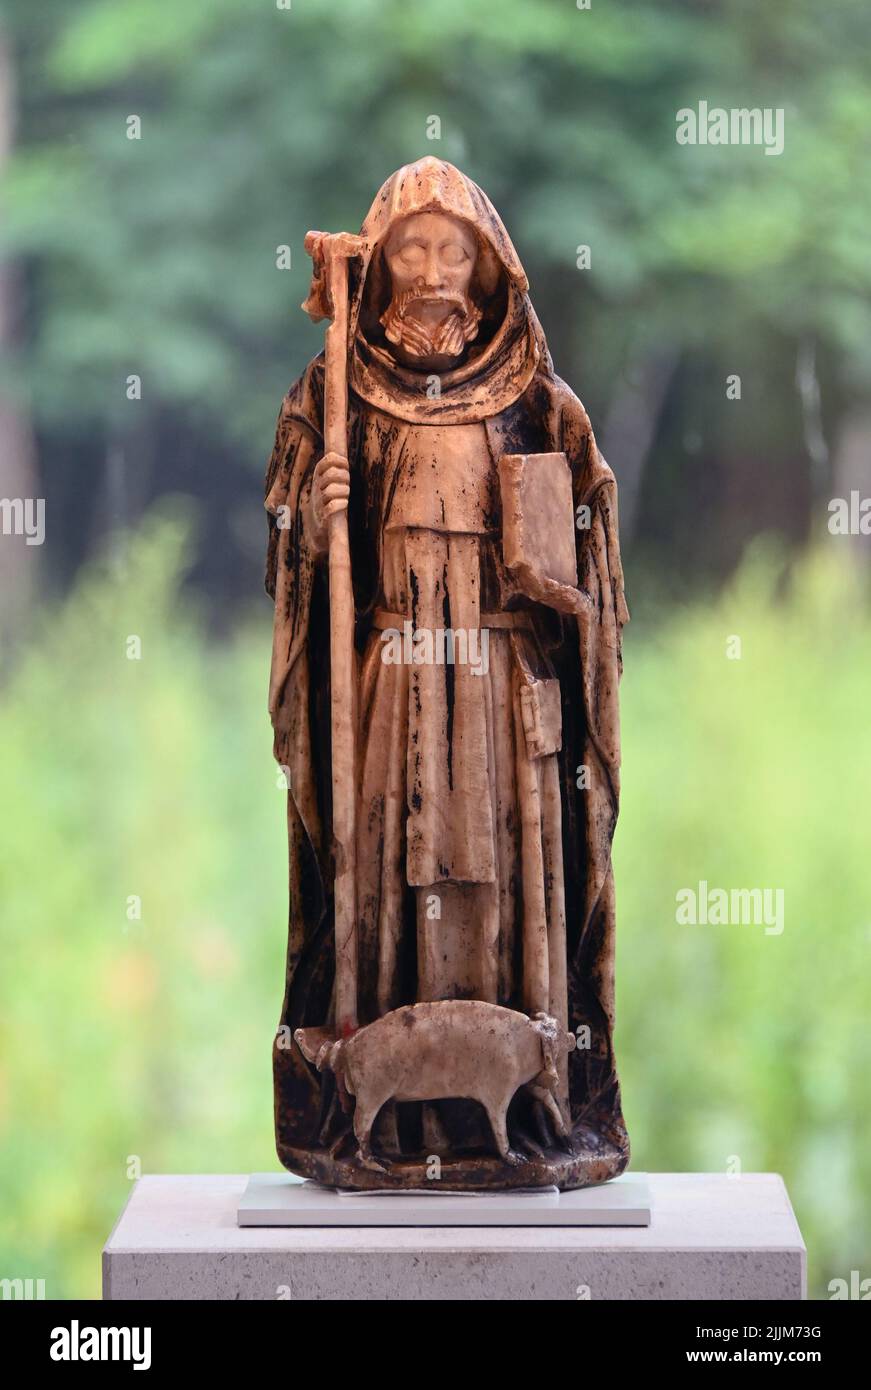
265, 158, 630, 1181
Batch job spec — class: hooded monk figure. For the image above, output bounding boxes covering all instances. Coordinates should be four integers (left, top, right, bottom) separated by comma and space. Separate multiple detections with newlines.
265, 158, 630, 1190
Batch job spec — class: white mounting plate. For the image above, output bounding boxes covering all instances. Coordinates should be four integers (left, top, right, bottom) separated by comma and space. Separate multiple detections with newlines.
237, 1171, 652, 1227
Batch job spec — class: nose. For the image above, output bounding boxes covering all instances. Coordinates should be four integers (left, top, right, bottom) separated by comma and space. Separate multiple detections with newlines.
423, 246, 443, 288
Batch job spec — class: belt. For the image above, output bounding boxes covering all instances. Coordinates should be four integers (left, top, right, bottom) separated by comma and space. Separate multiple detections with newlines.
371, 607, 532, 632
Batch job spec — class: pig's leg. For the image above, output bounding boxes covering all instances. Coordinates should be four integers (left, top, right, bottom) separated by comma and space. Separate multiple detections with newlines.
483, 1095, 525, 1167
526, 1083, 573, 1152
539, 1088, 571, 1146
352, 1092, 391, 1172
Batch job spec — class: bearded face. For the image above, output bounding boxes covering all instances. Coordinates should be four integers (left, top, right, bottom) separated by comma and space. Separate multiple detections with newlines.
380, 212, 482, 369
381, 284, 481, 361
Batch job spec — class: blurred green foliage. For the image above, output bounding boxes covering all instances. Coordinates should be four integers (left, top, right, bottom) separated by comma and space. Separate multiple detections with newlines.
3, 0, 870, 461
1, 0, 869, 1305
0, 515, 868, 1298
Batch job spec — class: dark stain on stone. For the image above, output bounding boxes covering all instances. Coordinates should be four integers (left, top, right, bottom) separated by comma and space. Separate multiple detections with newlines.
442, 559, 454, 790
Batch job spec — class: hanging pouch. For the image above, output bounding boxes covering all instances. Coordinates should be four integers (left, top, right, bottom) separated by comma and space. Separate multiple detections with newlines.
511, 633, 562, 759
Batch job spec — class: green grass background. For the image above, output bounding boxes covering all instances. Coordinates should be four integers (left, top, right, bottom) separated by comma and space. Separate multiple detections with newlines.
1, 509, 868, 1298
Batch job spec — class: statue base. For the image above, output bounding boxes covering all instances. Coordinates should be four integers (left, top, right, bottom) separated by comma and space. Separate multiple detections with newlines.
276, 1133, 627, 1191
102, 1173, 806, 1300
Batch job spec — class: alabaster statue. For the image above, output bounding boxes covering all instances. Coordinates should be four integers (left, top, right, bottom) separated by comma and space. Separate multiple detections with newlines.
264, 158, 629, 1189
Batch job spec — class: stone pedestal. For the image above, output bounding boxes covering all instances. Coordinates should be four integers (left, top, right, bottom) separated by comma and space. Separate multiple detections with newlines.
102, 1172, 806, 1300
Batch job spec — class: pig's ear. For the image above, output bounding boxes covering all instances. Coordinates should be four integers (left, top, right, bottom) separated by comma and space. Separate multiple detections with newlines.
294, 1026, 332, 1066
293, 1027, 318, 1063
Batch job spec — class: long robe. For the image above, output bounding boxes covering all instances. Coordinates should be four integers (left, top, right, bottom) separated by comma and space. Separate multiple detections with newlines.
265, 157, 630, 1183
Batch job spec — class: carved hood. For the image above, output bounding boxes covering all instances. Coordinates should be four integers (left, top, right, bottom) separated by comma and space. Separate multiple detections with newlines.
346, 157, 552, 424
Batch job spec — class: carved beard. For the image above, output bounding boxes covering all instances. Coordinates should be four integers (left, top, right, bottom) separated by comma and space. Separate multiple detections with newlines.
380, 285, 482, 363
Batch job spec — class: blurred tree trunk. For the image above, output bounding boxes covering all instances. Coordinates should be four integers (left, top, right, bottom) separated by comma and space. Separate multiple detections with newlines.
0, 25, 38, 637
832, 410, 871, 566
599, 345, 678, 543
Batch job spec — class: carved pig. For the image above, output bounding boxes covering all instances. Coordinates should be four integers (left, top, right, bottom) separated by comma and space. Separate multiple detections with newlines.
295, 999, 571, 1168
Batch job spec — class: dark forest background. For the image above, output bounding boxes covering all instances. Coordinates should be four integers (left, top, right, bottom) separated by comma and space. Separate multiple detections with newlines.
1, 0, 869, 1300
